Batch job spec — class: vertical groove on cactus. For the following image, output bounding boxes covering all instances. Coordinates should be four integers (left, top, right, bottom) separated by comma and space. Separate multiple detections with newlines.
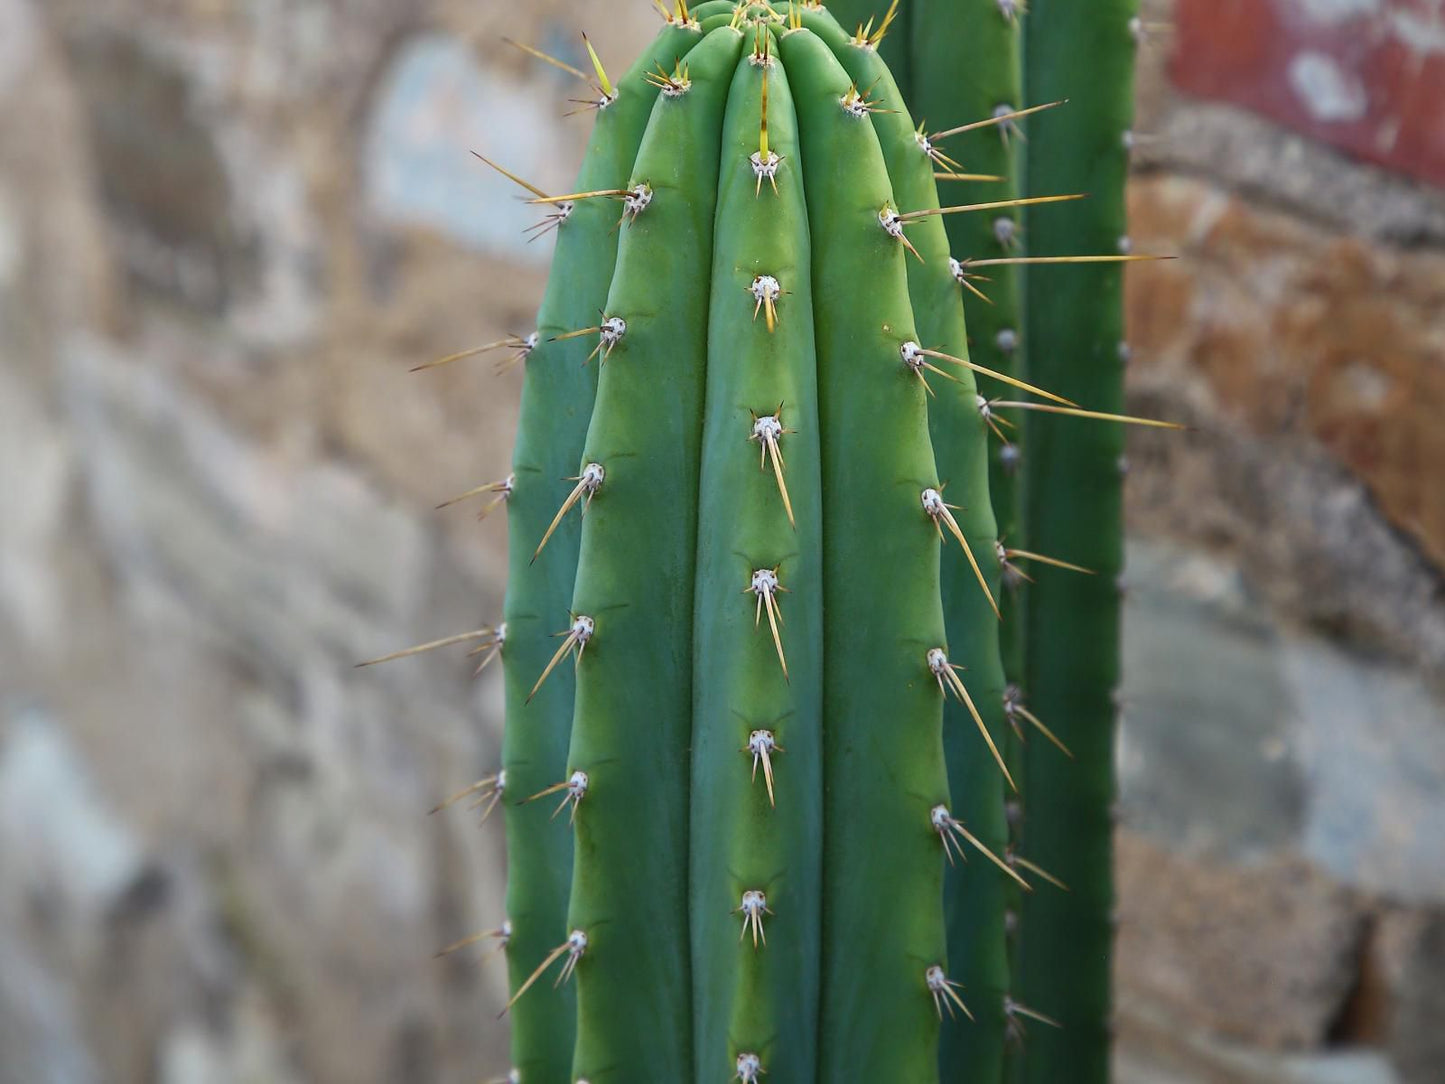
1016, 2, 1141, 1081
689, 27, 824, 1083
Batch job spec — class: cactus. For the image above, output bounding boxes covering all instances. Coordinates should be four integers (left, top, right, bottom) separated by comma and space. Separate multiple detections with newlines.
366, 1, 1175, 1079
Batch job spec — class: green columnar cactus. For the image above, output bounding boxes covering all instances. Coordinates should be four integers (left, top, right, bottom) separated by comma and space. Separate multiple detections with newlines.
374, 2, 1169, 1080
1014, 4, 1142, 1082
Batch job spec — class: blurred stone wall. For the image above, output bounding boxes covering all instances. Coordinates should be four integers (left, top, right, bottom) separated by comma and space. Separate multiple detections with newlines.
0, 1, 1439, 1083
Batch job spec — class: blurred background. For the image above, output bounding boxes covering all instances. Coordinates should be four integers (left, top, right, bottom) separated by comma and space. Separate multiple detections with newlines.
0, 0, 1441, 1081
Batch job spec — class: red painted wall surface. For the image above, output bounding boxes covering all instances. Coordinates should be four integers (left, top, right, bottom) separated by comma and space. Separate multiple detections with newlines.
1172, 0, 1445, 187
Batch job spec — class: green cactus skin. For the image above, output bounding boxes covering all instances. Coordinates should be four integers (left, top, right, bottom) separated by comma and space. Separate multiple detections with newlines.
499, 14, 717, 1080
802, 10, 1018, 1080
1014, 2, 1141, 1081
689, 30, 825, 1084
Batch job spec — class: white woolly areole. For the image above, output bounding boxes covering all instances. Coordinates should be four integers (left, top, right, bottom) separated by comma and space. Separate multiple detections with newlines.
993, 217, 1017, 245
750, 274, 781, 303
930, 803, 953, 830
840, 91, 869, 118
736, 1053, 763, 1082
500, 918, 513, 943
523, 331, 540, 353
600, 317, 627, 349
496, 769, 507, 794
948, 256, 967, 284
580, 462, 605, 490
747, 729, 776, 756
925, 965, 951, 992
739, 889, 768, 916
975, 393, 993, 416
496, 621, 509, 644
900, 340, 925, 371
752, 414, 783, 442
994, 540, 1009, 563
879, 206, 906, 240
750, 150, 781, 182
623, 184, 653, 218
996, 328, 1018, 353
915, 128, 934, 157
927, 647, 950, 674
993, 102, 1016, 120
921, 487, 947, 516
571, 615, 595, 641
567, 929, 588, 954
750, 568, 780, 596
567, 771, 589, 799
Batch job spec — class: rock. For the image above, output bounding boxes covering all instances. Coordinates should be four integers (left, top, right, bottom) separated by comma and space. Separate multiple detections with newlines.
1115, 831, 1367, 1048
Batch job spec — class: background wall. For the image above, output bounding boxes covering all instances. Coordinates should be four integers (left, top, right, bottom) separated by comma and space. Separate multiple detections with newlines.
0, 1, 1440, 1082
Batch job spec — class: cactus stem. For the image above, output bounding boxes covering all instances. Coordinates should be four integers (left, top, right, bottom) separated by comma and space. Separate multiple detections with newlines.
987, 400, 1186, 430
749, 406, 798, 529
502, 929, 588, 1015
526, 614, 594, 702
926, 965, 975, 1021
434, 918, 511, 959
921, 486, 1001, 621
744, 727, 783, 807
1009, 850, 1070, 892
523, 769, 590, 824
914, 343, 1075, 406
928, 647, 1017, 791
930, 803, 1030, 889
749, 274, 784, 331
410, 333, 537, 373
747, 568, 790, 681
436, 473, 513, 516
532, 463, 605, 563
429, 771, 505, 821
897, 192, 1084, 223
734, 889, 773, 947
928, 99, 1065, 142
1002, 685, 1073, 758
354, 626, 501, 668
